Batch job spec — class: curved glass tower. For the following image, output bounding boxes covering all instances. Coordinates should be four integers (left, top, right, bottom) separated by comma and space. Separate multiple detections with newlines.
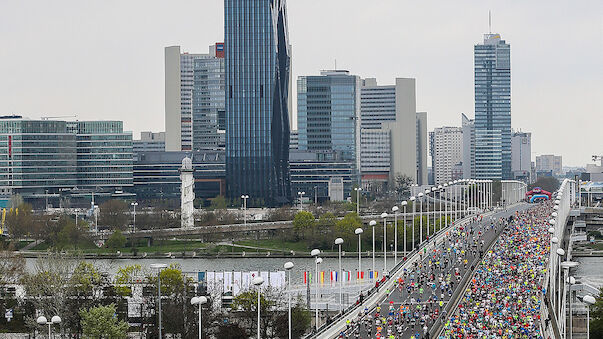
225, 0, 291, 205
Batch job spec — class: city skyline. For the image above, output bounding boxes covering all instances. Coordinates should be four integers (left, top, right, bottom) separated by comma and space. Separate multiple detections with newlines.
0, 0, 601, 166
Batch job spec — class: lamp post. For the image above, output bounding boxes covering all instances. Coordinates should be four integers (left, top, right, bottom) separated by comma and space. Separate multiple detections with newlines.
567, 275, 576, 339
335, 238, 344, 311
437, 185, 443, 231
392, 206, 399, 264
380, 212, 388, 274
560, 261, 580, 339
190, 296, 208, 339
418, 193, 424, 244
284, 262, 294, 339
37, 315, 61, 338
550, 234, 559, 315
241, 195, 249, 227
252, 276, 264, 339
401, 201, 408, 255
297, 191, 305, 212
432, 187, 437, 233
369, 220, 377, 280
310, 249, 321, 330
556, 248, 565, 318
584, 295, 596, 339
444, 184, 449, 228
131, 202, 138, 233
355, 228, 363, 281
150, 263, 168, 338
354, 187, 362, 215
410, 197, 416, 251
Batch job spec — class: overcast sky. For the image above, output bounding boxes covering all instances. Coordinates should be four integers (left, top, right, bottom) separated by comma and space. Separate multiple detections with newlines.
0, 0, 601, 166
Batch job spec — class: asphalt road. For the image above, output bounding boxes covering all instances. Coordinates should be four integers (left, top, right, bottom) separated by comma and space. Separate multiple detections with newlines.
339, 204, 531, 339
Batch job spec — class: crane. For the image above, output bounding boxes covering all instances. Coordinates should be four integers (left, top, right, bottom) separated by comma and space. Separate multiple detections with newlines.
41, 115, 77, 120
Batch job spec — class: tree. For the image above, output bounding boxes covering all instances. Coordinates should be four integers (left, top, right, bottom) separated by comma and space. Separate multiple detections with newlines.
0, 251, 24, 285
273, 301, 311, 339
210, 196, 228, 210
529, 176, 560, 193
99, 199, 129, 230
292, 211, 315, 240
334, 212, 362, 250
232, 289, 278, 338
5, 203, 39, 238
394, 174, 413, 199
80, 304, 128, 338
217, 323, 248, 339
114, 264, 143, 296
590, 287, 603, 339
105, 230, 126, 249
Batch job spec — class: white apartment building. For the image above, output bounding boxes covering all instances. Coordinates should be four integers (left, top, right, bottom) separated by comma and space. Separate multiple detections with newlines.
430, 127, 463, 185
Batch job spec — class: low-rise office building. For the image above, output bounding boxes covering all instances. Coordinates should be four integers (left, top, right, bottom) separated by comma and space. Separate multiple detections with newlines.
0, 116, 132, 207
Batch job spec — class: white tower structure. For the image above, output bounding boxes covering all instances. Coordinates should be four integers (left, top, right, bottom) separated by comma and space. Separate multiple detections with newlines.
180, 157, 195, 228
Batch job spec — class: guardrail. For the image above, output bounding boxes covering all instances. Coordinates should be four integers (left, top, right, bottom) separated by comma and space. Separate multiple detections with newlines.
311, 210, 486, 339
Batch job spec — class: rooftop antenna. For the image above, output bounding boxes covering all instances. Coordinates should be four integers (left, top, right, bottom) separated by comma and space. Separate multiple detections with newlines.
334, 59, 337, 70
488, 10, 492, 33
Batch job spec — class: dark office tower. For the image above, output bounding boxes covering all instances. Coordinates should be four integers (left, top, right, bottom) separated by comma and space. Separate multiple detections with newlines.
225, 0, 291, 205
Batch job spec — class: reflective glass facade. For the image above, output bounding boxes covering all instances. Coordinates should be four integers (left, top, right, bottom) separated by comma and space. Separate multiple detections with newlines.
193, 52, 225, 151
0, 117, 132, 200
225, 0, 291, 205
297, 71, 359, 163
474, 33, 511, 179
72, 121, 133, 189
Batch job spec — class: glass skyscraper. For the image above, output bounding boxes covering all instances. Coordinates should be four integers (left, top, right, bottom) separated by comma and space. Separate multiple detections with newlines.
474, 33, 511, 180
297, 70, 359, 162
225, 0, 291, 205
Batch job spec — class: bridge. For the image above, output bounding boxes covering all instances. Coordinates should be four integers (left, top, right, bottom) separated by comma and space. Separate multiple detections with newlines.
305, 179, 603, 339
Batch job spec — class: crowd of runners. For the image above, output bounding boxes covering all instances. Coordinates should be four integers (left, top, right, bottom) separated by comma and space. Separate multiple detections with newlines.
334, 201, 553, 339
440, 202, 552, 338
337, 209, 518, 339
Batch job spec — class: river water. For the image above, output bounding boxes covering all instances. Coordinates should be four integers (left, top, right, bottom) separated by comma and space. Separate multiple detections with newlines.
574, 256, 603, 289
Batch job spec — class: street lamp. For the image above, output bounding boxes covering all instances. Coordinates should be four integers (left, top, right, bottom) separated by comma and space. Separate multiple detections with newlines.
131, 202, 138, 233
354, 228, 363, 281
560, 261, 580, 339
401, 201, 408, 255
437, 185, 443, 231
354, 187, 362, 215
409, 197, 416, 250
150, 263, 168, 338
284, 262, 294, 339
310, 249, 321, 330
584, 295, 596, 339
369, 220, 377, 280
418, 193, 424, 244
550, 236, 559, 314
241, 195, 249, 227
298, 191, 306, 211
37, 315, 61, 338
335, 238, 344, 311
380, 212, 388, 274
191, 296, 208, 339
252, 276, 264, 339
391, 205, 399, 264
